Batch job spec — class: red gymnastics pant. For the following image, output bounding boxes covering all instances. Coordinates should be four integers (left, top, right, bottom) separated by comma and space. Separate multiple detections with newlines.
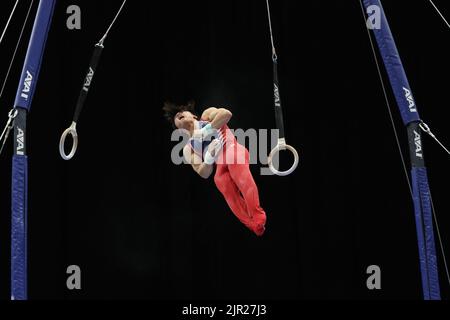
213, 141, 267, 236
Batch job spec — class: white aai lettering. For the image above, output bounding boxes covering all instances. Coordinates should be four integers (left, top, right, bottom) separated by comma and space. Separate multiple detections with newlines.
414, 130, 423, 159
83, 67, 94, 92
274, 84, 280, 107
16, 128, 25, 155
403, 87, 417, 113
21, 71, 33, 100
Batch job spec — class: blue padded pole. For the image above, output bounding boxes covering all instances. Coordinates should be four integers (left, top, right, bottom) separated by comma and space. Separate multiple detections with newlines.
11, 0, 56, 300
362, 0, 441, 300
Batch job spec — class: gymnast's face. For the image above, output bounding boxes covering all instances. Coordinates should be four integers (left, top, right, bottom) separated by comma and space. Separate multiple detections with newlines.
174, 111, 198, 131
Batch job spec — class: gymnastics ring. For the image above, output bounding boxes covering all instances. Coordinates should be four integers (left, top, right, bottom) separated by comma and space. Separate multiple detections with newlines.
268, 138, 299, 176
59, 121, 78, 161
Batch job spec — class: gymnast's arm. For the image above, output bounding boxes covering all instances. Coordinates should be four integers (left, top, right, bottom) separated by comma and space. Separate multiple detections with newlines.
183, 145, 214, 179
201, 107, 233, 129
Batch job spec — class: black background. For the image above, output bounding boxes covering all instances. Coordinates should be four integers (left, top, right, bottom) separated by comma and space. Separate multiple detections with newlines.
0, 0, 449, 300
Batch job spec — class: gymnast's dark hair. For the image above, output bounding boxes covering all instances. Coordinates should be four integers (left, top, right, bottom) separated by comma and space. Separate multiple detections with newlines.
162, 100, 198, 129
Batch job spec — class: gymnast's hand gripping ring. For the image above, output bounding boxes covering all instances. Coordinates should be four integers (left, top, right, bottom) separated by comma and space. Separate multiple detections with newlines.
59, 121, 78, 161
268, 138, 299, 176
